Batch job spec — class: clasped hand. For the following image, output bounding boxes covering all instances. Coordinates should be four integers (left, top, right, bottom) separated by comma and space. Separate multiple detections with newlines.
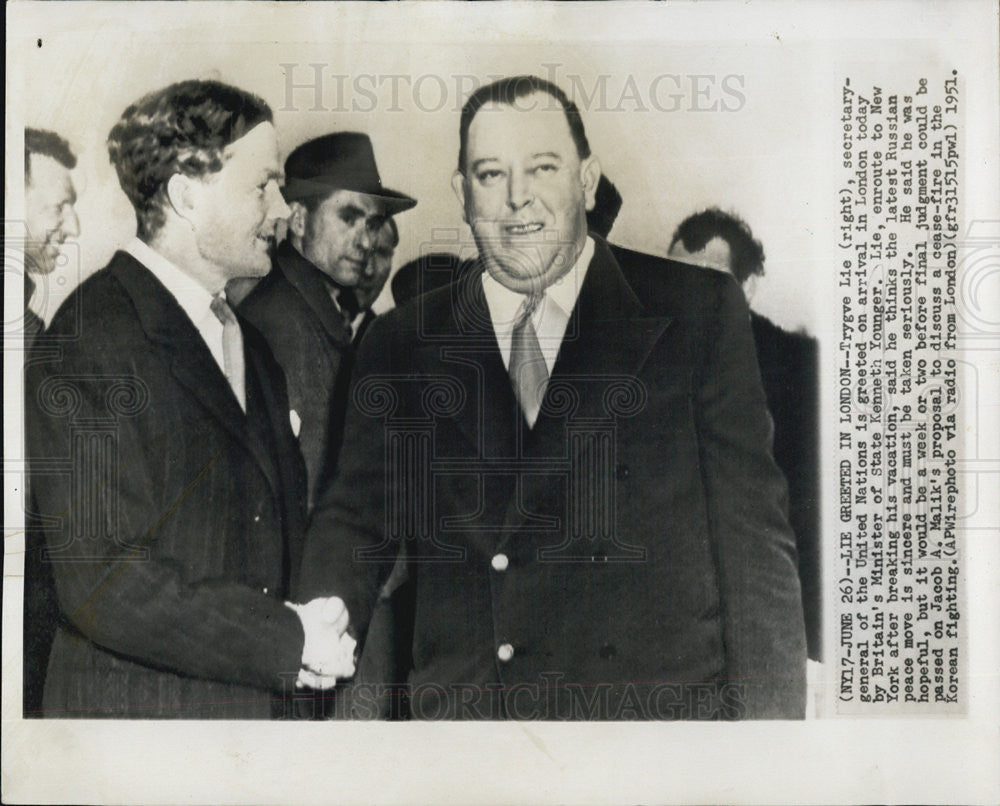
285, 596, 357, 690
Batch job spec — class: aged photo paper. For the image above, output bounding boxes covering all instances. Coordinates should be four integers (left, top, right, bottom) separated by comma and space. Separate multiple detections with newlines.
4, 1, 998, 803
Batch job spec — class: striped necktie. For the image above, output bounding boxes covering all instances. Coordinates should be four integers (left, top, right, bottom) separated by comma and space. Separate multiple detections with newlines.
210, 294, 246, 412
508, 293, 548, 427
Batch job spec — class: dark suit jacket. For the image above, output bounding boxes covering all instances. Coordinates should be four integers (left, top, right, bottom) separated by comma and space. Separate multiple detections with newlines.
22, 273, 57, 716
22, 274, 45, 344
354, 309, 377, 345
25, 250, 308, 719
751, 312, 821, 660
239, 242, 355, 511
299, 237, 807, 719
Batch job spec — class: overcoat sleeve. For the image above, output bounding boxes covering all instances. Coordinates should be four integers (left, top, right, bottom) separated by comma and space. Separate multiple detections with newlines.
294, 315, 397, 641
693, 275, 807, 718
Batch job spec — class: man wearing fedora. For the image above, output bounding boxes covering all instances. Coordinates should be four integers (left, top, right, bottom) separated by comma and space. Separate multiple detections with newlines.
239, 132, 416, 511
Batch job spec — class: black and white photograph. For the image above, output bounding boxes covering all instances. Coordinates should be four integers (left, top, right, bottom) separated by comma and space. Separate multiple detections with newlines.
4, 1, 998, 803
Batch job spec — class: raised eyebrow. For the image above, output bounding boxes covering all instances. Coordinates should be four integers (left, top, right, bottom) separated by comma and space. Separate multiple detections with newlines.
531, 152, 562, 162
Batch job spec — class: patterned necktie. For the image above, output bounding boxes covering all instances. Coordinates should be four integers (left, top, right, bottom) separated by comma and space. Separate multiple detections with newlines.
508, 293, 548, 427
210, 294, 246, 412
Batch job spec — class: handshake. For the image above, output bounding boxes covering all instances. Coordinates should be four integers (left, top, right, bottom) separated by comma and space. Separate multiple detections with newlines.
285, 597, 357, 690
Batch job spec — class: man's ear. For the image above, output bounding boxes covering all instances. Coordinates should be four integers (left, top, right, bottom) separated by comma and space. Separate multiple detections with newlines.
165, 173, 196, 225
580, 156, 601, 212
450, 170, 469, 224
287, 201, 308, 239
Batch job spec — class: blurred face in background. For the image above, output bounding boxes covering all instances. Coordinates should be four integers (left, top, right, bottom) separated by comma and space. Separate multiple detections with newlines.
667, 236, 761, 303
667, 236, 732, 275
355, 218, 397, 311
25, 153, 80, 274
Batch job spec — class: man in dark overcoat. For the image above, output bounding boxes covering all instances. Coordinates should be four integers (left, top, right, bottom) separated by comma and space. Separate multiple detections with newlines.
21, 128, 81, 715
669, 208, 821, 661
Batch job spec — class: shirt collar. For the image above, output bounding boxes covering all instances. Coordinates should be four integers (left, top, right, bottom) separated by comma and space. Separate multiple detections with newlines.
546, 236, 593, 319
124, 238, 221, 330
284, 241, 359, 319
481, 236, 594, 327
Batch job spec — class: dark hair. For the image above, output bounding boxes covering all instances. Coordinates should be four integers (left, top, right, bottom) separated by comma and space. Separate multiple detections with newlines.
391, 252, 466, 308
25, 128, 77, 182
107, 79, 273, 239
669, 208, 765, 284
457, 75, 591, 173
586, 174, 623, 239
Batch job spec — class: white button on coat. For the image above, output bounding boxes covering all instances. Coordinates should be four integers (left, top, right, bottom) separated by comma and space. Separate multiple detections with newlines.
497, 643, 514, 662
491, 553, 509, 572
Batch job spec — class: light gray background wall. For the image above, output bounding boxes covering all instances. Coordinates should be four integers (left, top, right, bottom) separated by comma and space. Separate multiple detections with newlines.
23, 16, 827, 331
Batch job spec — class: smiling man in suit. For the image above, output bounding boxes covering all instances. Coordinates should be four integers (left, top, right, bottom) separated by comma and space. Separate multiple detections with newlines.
26, 80, 354, 719
300, 75, 806, 719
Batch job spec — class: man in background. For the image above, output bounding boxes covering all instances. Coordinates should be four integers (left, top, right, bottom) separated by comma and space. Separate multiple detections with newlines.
352, 216, 398, 343
239, 133, 416, 510
22, 128, 80, 344
669, 207, 821, 660
22, 127, 81, 715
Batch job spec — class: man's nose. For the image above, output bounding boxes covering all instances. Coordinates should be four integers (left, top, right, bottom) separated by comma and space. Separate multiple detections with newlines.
267, 184, 291, 221
357, 224, 375, 252
507, 171, 532, 211
62, 207, 81, 239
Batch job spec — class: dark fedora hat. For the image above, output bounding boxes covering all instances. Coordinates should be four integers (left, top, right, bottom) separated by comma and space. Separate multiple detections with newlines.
282, 132, 417, 215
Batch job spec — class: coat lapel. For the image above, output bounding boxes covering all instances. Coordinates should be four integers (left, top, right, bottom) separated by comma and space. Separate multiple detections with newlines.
109, 251, 281, 498
273, 242, 353, 348
498, 239, 673, 540
548, 238, 672, 385
418, 269, 521, 459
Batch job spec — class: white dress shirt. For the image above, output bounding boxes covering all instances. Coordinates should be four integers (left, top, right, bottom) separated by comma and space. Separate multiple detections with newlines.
481, 236, 594, 374
349, 309, 368, 339
124, 238, 245, 410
